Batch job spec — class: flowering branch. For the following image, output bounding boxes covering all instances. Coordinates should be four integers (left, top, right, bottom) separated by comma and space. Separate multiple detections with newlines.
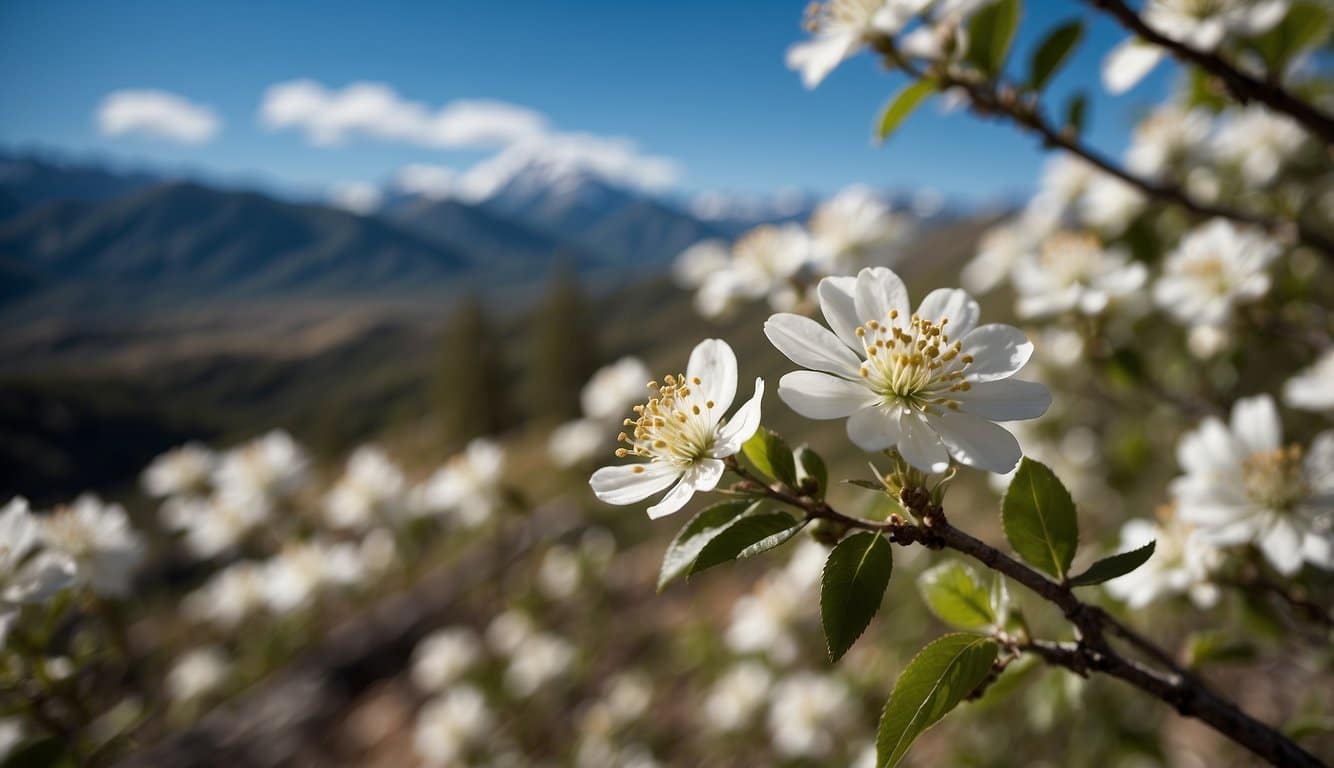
872, 40, 1334, 261
1082, 0, 1334, 146
723, 458, 1324, 768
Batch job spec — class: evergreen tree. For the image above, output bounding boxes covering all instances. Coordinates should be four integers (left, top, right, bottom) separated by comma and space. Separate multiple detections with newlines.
436, 294, 508, 447
523, 265, 597, 425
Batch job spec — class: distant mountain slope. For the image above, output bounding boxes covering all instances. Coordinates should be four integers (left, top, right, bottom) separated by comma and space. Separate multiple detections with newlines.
0, 150, 161, 212
0, 182, 473, 308
388, 197, 586, 267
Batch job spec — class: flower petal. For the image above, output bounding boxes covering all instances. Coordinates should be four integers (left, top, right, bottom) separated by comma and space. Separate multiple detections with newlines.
1258, 519, 1304, 575
778, 371, 877, 420
846, 406, 902, 452
817, 275, 864, 350
927, 410, 1022, 473
687, 338, 739, 415
713, 379, 766, 457
897, 411, 951, 473
956, 379, 1051, 421
960, 324, 1034, 382
589, 462, 681, 506
1230, 395, 1281, 455
1101, 38, 1163, 94
853, 267, 911, 328
785, 31, 861, 89
764, 313, 863, 377
647, 460, 722, 519
916, 288, 980, 338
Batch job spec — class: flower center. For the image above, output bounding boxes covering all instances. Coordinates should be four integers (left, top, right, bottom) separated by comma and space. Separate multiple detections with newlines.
616, 374, 717, 468
805, 0, 881, 32
1181, 252, 1229, 294
1240, 445, 1308, 513
855, 311, 972, 412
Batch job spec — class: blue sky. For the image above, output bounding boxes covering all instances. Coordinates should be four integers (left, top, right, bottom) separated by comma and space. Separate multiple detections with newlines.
0, 0, 1173, 204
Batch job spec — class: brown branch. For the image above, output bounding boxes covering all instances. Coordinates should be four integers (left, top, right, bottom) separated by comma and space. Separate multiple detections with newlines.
872, 41, 1334, 261
1084, 0, 1334, 146
726, 461, 1324, 767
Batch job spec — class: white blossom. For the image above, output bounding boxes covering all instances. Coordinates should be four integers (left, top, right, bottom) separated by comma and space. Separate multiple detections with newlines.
581, 357, 653, 422
960, 223, 1035, 295
141, 443, 217, 498
701, 661, 773, 733
418, 439, 507, 527
591, 339, 764, 519
787, 0, 929, 88
0, 499, 75, 646
1213, 105, 1308, 185
413, 686, 493, 766
1127, 106, 1212, 176
504, 631, 575, 698
162, 493, 270, 561
1153, 219, 1280, 343
323, 446, 406, 531
1014, 232, 1147, 319
672, 240, 731, 289
166, 646, 231, 702
548, 419, 608, 468
1104, 513, 1221, 609
1284, 349, 1334, 412
536, 545, 582, 600
696, 224, 811, 318
807, 185, 910, 275
412, 627, 482, 692
767, 267, 1049, 473
213, 430, 309, 502
1079, 174, 1147, 234
184, 561, 265, 630
39, 495, 144, 598
1171, 395, 1334, 575
767, 673, 853, 758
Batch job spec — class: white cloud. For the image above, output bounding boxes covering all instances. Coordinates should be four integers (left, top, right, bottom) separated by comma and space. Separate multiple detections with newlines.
393, 164, 458, 200
259, 80, 547, 149
97, 89, 221, 145
329, 182, 383, 214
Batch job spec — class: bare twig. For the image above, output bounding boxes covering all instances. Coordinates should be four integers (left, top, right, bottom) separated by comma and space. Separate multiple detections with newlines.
1084, 0, 1334, 146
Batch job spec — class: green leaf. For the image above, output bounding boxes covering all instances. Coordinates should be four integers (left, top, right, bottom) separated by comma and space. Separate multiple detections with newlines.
658, 499, 757, 591
875, 79, 938, 143
1064, 92, 1088, 135
1185, 630, 1257, 669
741, 428, 797, 487
1001, 458, 1079, 580
877, 633, 1000, 768
795, 444, 828, 498
821, 532, 894, 662
1248, 2, 1331, 75
918, 561, 997, 632
689, 511, 800, 577
965, 0, 1022, 76
1027, 20, 1083, 90
845, 478, 889, 492
1067, 540, 1155, 586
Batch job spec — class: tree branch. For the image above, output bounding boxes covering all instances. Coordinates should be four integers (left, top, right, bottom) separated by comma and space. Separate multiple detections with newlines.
1083, 0, 1334, 146
872, 41, 1334, 261
726, 462, 1323, 767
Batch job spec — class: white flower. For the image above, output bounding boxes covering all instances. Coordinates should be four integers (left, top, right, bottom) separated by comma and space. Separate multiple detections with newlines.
1127, 106, 1212, 176
1104, 512, 1222, 609
1078, 174, 1146, 234
1171, 395, 1334, 575
726, 576, 803, 664
417, 439, 506, 527
536, 545, 582, 600
40, 495, 144, 598
504, 631, 575, 698
213, 430, 309, 502
590, 339, 763, 518
1014, 232, 1147, 319
260, 540, 349, 614
549, 419, 608, 468
324, 446, 406, 531
961, 223, 1034, 295
702, 661, 772, 733
767, 673, 854, 758
141, 443, 217, 498
1153, 219, 1280, 336
1284, 349, 1334, 412
0, 499, 76, 646
787, 0, 928, 88
807, 185, 910, 275
412, 627, 482, 692
162, 493, 270, 561
1101, 38, 1165, 94
673, 240, 731, 288
1213, 105, 1308, 185
166, 646, 231, 702
0, 719, 22, 762
184, 561, 265, 629
413, 686, 492, 767
581, 357, 653, 422
766, 268, 1049, 473
696, 224, 811, 318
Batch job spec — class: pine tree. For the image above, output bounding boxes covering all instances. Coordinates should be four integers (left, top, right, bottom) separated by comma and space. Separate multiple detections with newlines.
436, 294, 508, 447
523, 265, 597, 425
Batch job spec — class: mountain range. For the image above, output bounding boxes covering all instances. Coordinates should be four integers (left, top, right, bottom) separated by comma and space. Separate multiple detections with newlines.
0, 150, 741, 317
